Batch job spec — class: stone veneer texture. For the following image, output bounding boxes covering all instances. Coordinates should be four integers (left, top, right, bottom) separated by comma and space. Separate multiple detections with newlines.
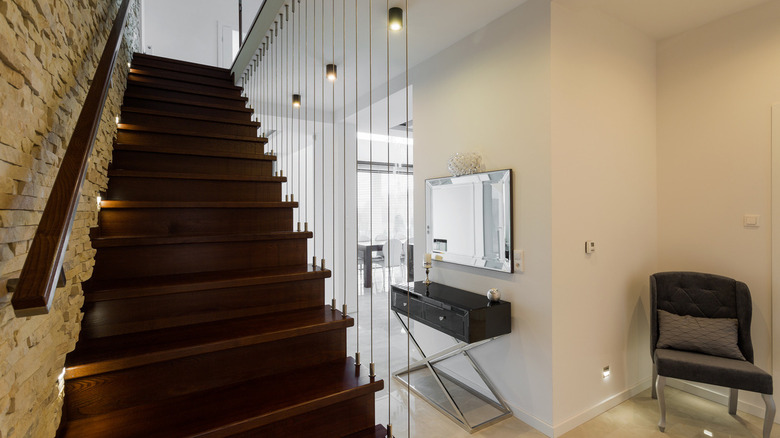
0, 0, 141, 436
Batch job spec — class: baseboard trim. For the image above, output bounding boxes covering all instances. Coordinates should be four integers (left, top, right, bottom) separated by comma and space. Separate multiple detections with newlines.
503, 400, 555, 438
551, 378, 652, 437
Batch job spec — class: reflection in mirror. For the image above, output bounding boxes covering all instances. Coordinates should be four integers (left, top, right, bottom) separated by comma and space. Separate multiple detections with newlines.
425, 170, 512, 273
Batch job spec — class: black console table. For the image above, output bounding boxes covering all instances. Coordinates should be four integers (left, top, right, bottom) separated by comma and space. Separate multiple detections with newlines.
390, 281, 512, 433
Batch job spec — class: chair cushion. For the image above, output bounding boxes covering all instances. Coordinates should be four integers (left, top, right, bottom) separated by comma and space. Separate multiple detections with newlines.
655, 348, 772, 394
657, 310, 745, 360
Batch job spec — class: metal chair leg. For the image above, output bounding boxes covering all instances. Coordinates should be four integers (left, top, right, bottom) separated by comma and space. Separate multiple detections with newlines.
651, 363, 658, 399
762, 393, 775, 438
657, 375, 667, 432
728, 388, 738, 415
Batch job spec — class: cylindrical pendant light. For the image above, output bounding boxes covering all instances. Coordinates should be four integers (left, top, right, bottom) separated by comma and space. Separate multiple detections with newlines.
389, 7, 403, 31
326, 63, 338, 82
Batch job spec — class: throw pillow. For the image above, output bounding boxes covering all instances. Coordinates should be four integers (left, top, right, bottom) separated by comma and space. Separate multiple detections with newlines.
656, 310, 745, 360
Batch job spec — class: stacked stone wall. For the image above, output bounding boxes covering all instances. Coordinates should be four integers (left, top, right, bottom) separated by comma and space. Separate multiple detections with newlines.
0, 0, 140, 436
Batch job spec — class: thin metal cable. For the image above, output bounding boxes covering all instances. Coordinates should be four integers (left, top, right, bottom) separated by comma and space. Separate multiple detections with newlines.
386, 0, 391, 428
342, 0, 347, 316
331, 0, 336, 309
354, 0, 360, 367
405, 0, 410, 432
369, 0, 374, 374
313, 0, 317, 261
305, 0, 309, 234
297, 0, 302, 226
321, 0, 326, 268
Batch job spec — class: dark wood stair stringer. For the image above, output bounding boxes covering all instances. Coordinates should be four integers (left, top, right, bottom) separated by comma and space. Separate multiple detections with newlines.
57, 54, 384, 437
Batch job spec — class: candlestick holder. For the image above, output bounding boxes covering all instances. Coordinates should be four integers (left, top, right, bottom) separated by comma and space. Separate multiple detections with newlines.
423, 261, 432, 286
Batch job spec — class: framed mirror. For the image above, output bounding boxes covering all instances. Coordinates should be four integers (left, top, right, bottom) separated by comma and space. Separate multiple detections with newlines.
425, 169, 513, 273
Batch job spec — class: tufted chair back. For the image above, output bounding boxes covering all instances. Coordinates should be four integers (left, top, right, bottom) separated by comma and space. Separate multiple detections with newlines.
650, 271, 753, 363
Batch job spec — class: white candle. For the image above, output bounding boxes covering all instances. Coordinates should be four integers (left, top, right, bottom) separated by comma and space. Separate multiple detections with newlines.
425, 253, 432, 263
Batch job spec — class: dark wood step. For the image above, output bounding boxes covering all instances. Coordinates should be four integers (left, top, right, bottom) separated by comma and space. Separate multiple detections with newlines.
67, 307, 350, 418
132, 53, 232, 80
122, 90, 253, 121
128, 73, 242, 100
116, 127, 268, 154
95, 201, 295, 237
83, 265, 329, 302
126, 80, 246, 108
80, 275, 328, 338
104, 170, 283, 202
118, 124, 265, 145
111, 148, 273, 177
119, 107, 260, 137
61, 357, 382, 438
129, 66, 237, 90
345, 425, 390, 438
91, 232, 311, 280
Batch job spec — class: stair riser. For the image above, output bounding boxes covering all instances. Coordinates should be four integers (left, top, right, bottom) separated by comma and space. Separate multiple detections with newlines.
80, 278, 325, 338
117, 130, 266, 154
126, 83, 246, 108
96, 207, 292, 237
112, 150, 272, 177
122, 95, 252, 121
65, 330, 347, 419
232, 394, 376, 438
120, 111, 258, 137
132, 56, 231, 80
130, 67, 236, 89
128, 74, 242, 98
105, 177, 281, 202
92, 239, 308, 279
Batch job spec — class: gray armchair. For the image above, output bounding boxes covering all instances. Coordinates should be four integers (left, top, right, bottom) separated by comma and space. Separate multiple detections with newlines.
650, 271, 775, 437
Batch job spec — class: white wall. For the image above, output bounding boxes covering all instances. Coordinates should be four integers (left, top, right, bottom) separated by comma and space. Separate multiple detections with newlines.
550, 2, 657, 433
142, 0, 264, 66
657, 0, 780, 415
412, 0, 554, 429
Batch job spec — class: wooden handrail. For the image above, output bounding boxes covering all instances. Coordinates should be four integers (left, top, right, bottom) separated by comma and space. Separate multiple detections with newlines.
10, 0, 132, 317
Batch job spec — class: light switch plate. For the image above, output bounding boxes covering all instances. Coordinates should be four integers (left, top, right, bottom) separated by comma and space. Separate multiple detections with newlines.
585, 241, 596, 254
514, 249, 524, 272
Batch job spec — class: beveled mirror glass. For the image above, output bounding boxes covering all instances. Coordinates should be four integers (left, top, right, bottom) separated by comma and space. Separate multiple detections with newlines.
425, 169, 513, 273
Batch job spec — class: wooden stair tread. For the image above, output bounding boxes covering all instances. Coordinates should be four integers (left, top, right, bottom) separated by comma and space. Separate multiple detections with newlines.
91, 231, 312, 248
127, 76, 246, 102
117, 124, 264, 143
83, 265, 330, 302
113, 142, 274, 161
128, 68, 240, 91
121, 106, 260, 127
132, 53, 231, 74
62, 357, 382, 438
123, 90, 253, 114
345, 425, 390, 438
99, 200, 292, 209
107, 169, 284, 182
65, 306, 350, 379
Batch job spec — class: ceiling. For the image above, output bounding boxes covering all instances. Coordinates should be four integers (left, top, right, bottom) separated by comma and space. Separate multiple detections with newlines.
552, 0, 774, 40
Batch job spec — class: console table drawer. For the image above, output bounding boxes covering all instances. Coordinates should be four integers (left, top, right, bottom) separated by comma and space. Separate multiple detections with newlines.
422, 304, 467, 339
392, 291, 423, 319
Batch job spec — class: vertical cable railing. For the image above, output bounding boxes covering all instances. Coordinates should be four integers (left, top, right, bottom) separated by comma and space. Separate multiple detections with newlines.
233, 1, 413, 434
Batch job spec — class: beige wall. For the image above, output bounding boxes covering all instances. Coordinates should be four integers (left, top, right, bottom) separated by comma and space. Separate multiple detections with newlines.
412, 0, 554, 429
550, 1, 657, 432
657, 0, 780, 416
0, 1, 140, 436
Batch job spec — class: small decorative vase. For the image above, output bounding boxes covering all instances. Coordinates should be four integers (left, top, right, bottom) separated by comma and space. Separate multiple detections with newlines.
487, 288, 501, 302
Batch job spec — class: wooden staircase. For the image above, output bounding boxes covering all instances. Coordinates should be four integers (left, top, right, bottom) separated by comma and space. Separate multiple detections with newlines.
57, 53, 385, 438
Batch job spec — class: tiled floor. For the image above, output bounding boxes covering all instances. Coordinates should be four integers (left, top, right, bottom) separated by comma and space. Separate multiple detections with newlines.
347, 284, 779, 437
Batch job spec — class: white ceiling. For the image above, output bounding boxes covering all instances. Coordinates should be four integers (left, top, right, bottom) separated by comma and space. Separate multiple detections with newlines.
552, 0, 775, 40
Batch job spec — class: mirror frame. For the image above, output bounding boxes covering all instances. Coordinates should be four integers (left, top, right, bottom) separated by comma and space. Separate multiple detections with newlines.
425, 169, 513, 273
